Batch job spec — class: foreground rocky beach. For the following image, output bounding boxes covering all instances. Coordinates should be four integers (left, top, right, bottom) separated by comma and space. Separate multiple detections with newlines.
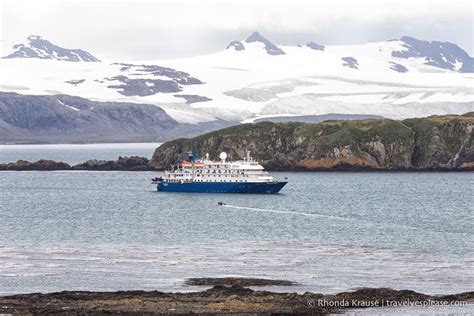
1, 278, 472, 315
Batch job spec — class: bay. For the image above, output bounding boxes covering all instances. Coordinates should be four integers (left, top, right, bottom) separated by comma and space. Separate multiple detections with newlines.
0, 170, 472, 296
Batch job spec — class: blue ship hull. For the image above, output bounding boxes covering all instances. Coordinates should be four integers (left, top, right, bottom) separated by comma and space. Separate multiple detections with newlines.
157, 181, 287, 194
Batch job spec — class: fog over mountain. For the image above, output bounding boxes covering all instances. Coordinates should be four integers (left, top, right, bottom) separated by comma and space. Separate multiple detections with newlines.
1, 0, 473, 60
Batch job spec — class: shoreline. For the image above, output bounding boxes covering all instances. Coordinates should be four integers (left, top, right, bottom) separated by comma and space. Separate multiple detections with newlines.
1, 157, 473, 172
0, 142, 161, 145
1, 284, 472, 315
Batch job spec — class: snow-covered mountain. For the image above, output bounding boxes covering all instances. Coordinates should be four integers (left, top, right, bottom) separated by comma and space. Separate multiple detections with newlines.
1, 32, 473, 132
392, 36, 473, 73
3, 35, 100, 62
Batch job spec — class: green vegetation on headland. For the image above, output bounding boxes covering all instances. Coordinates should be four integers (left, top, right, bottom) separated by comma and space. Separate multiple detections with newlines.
1, 113, 473, 171
150, 113, 474, 171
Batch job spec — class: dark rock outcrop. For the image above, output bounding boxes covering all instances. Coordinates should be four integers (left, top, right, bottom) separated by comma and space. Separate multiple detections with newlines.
106, 75, 182, 96
151, 113, 474, 171
0, 159, 71, 171
389, 62, 408, 73
342, 57, 359, 69
245, 32, 285, 55
65, 79, 86, 85
106, 63, 203, 97
3, 35, 100, 62
226, 32, 285, 55
186, 277, 297, 287
73, 156, 152, 171
114, 63, 202, 84
226, 40, 245, 51
0, 156, 154, 171
306, 42, 325, 51
392, 36, 473, 73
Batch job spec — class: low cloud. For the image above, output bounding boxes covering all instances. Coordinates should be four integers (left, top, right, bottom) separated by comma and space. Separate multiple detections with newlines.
1, 0, 472, 60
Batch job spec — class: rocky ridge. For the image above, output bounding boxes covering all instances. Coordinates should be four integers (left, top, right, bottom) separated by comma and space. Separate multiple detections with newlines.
151, 113, 474, 171
392, 36, 473, 73
3, 35, 100, 62
0, 92, 233, 143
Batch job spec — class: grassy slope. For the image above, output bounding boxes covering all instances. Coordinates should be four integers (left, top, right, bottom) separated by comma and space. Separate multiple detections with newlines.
151, 113, 474, 170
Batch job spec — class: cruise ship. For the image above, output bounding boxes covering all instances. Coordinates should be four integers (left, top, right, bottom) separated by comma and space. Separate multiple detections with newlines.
152, 151, 287, 193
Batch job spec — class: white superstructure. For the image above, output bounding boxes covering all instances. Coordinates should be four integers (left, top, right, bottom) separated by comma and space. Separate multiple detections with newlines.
161, 151, 275, 184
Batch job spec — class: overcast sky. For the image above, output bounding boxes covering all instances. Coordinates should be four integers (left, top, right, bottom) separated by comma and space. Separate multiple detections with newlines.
1, 0, 473, 60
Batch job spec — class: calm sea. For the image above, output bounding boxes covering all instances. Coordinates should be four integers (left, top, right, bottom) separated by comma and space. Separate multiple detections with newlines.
0, 145, 473, 300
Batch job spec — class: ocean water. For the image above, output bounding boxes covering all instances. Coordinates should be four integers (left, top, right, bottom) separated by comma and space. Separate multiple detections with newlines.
0, 143, 161, 165
0, 170, 473, 297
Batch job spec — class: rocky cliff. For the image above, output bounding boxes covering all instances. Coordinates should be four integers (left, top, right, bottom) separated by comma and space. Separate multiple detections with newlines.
151, 113, 474, 171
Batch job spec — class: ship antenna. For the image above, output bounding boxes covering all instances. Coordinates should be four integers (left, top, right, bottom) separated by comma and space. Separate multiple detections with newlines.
188, 141, 199, 162
192, 141, 199, 161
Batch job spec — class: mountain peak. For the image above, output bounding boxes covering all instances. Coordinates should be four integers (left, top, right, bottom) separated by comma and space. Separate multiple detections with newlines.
245, 31, 266, 43
3, 35, 100, 62
27, 35, 42, 41
244, 31, 285, 55
399, 35, 417, 42
393, 35, 472, 73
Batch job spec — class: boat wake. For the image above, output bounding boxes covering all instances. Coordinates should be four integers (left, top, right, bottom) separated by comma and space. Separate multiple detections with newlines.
220, 204, 436, 232
221, 204, 351, 221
